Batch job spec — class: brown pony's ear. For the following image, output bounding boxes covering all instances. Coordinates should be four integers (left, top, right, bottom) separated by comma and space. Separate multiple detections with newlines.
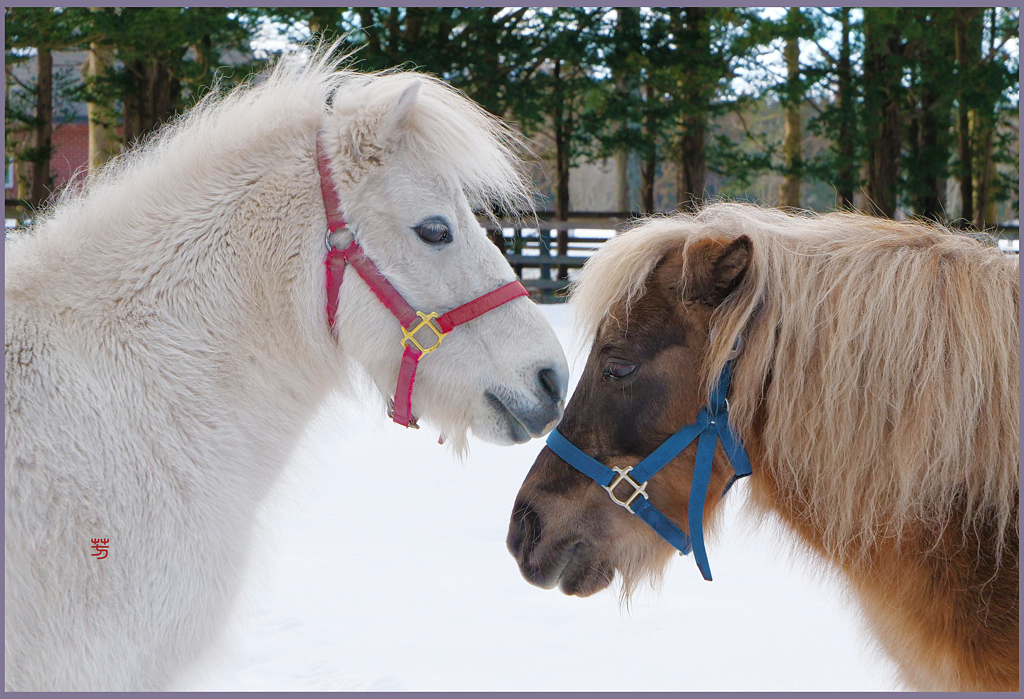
653, 246, 687, 293
682, 235, 752, 305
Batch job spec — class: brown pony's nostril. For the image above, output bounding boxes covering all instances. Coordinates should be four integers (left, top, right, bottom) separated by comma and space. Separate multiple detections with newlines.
506, 499, 542, 559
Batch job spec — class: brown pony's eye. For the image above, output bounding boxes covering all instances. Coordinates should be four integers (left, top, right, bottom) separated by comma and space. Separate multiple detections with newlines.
603, 360, 636, 379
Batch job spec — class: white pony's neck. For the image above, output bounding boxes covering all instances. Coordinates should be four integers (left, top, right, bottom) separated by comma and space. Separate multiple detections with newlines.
7, 62, 348, 492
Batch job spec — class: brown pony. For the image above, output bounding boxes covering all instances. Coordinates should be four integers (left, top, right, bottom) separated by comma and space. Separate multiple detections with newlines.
507, 203, 1019, 691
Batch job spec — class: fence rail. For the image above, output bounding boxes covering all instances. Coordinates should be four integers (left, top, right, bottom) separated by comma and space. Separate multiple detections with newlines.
478, 216, 628, 301
478, 215, 1020, 302
6, 207, 1016, 302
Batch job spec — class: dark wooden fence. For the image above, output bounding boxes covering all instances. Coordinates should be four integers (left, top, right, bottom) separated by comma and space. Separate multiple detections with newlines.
6, 205, 1017, 303
479, 214, 1020, 303
479, 213, 633, 301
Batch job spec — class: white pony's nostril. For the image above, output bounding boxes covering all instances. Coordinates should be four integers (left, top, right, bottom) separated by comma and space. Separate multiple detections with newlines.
537, 366, 568, 405
540, 413, 562, 436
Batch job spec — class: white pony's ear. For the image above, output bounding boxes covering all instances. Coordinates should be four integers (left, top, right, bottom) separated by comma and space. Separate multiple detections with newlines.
336, 79, 423, 181
381, 80, 421, 146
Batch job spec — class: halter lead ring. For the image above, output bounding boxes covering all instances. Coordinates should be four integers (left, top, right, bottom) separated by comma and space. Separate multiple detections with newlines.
604, 466, 649, 512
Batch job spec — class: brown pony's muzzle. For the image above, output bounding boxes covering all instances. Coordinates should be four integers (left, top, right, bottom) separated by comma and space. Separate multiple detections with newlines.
506, 447, 616, 597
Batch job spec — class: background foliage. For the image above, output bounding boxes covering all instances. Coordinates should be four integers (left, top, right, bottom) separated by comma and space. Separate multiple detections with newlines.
5, 6, 1019, 227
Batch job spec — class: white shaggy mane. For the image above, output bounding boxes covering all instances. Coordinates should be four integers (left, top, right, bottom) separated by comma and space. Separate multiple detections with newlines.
572, 202, 1019, 561
34, 43, 532, 232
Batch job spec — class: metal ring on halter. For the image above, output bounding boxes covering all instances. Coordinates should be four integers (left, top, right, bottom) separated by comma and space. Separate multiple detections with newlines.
327, 226, 353, 251
386, 398, 419, 429
709, 329, 744, 359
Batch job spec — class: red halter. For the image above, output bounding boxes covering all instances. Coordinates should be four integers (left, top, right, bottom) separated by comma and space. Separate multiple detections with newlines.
317, 138, 529, 428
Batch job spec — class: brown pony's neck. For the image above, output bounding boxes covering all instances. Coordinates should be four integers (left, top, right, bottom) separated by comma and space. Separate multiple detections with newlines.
741, 384, 1019, 692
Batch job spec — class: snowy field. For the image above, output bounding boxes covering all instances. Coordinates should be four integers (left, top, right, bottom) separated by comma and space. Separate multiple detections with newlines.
174, 304, 899, 692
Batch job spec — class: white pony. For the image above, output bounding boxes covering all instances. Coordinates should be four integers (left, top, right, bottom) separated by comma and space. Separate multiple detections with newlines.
4, 47, 568, 691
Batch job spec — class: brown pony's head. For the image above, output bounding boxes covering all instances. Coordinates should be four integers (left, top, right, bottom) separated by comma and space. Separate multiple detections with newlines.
507, 232, 752, 597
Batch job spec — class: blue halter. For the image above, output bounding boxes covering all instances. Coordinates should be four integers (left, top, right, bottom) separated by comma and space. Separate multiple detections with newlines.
545, 356, 751, 581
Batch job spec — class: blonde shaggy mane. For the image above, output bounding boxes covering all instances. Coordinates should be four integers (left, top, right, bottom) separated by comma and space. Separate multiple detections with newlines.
573, 202, 1019, 562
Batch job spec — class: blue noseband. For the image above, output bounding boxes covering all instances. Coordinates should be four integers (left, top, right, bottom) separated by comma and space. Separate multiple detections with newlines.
545, 357, 751, 581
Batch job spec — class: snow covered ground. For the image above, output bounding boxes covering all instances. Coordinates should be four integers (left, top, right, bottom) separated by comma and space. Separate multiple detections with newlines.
174, 305, 899, 692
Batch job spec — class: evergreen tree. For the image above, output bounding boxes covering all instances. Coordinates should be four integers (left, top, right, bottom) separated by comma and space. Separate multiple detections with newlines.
902, 8, 957, 222
82, 8, 255, 149
804, 7, 863, 211
5, 6, 95, 208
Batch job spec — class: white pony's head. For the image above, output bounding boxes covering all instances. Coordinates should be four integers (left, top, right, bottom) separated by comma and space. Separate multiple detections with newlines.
320, 71, 568, 448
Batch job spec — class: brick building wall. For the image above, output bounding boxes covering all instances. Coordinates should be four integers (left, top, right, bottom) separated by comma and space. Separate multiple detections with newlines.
6, 121, 121, 198
50, 122, 90, 189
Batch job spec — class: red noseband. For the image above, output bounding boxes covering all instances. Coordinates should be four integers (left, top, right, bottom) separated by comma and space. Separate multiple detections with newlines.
317, 137, 529, 428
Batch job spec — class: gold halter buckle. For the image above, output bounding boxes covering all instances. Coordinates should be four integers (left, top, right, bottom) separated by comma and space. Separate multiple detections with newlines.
400, 311, 449, 354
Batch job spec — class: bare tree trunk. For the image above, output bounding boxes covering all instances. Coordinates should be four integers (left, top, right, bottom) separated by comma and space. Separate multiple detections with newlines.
971, 8, 996, 229
556, 111, 572, 280
552, 60, 570, 223
613, 68, 629, 213
906, 79, 947, 221
954, 10, 981, 226
955, 110, 973, 224
674, 7, 708, 213
972, 110, 995, 228
916, 87, 947, 220
639, 83, 657, 214
29, 47, 53, 207
863, 10, 903, 219
404, 7, 425, 45
870, 102, 902, 219
614, 150, 629, 213
640, 149, 656, 214
913, 9, 957, 222
835, 8, 855, 210
778, 7, 802, 209
554, 137, 570, 225
554, 134, 569, 221
982, 155, 998, 227
122, 60, 180, 148
357, 9, 380, 58
84, 41, 119, 176
676, 113, 706, 212
551, 60, 572, 280
613, 6, 638, 216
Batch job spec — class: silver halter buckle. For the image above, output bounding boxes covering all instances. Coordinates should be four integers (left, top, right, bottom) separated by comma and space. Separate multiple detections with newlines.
604, 465, 649, 513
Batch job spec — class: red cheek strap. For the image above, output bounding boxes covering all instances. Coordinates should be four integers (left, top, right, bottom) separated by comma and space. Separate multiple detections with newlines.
337, 240, 527, 427
318, 135, 528, 429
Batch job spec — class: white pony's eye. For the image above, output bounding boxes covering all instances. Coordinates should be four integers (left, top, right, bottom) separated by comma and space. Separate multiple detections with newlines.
413, 218, 452, 245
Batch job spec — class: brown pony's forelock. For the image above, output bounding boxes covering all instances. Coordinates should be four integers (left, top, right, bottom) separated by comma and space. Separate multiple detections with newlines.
571, 202, 1019, 564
